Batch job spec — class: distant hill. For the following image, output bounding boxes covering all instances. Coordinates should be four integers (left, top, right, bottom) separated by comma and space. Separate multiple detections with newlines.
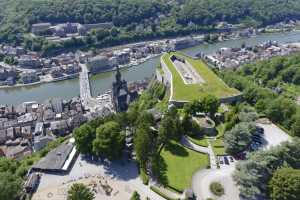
1, 0, 300, 51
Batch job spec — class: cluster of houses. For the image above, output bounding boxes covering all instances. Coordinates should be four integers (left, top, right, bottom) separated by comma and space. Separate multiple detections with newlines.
0, 36, 201, 87
206, 41, 300, 69
0, 45, 83, 86
85, 37, 199, 73
0, 98, 88, 159
264, 20, 300, 32
31, 22, 113, 38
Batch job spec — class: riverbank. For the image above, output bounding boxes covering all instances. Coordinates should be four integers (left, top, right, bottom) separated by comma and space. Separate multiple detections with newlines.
2, 30, 300, 105
1, 28, 299, 90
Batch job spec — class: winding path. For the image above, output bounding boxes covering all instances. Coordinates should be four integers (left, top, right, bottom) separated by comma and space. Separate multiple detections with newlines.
180, 136, 217, 169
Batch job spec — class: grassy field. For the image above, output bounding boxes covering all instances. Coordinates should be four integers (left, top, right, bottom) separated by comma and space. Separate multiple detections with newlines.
212, 138, 226, 156
161, 52, 239, 101
187, 135, 208, 147
160, 141, 209, 192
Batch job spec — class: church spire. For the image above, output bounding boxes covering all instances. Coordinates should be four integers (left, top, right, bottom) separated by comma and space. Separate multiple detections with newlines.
115, 65, 121, 83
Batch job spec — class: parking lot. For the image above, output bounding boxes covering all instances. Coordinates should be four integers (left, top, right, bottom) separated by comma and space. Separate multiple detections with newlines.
257, 122, 291, 150
218, 155, 235, 168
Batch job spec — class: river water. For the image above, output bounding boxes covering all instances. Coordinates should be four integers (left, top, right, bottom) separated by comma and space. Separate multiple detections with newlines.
1, 31, 300, 105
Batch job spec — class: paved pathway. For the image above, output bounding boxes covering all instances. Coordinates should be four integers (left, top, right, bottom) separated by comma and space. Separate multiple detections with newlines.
207, 141, 217, 169
256, 122, 292, 150
180, 136, 217, 169
192, 166, 240, 200
33, 155, 167, 200
180, 136, 209, 154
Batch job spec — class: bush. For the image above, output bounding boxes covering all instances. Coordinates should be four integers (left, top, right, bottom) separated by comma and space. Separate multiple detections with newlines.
209, 182, 224, 196
130, 191, 141, 200
140, 168, 149, 185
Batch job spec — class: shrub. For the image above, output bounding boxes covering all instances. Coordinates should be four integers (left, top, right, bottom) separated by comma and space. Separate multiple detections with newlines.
140, 168, 149, 185
209, 182, 224, 196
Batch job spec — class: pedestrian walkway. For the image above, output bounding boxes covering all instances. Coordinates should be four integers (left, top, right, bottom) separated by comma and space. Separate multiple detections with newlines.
207, 141, 217, 169
180, 136, 209, 154
180, 136, 217, 169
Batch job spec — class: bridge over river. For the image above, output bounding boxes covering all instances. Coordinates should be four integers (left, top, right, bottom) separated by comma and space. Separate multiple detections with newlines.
79, 63, 114, 113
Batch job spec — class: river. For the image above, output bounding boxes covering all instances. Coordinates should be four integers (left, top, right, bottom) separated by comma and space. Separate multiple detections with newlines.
1, 31, 300, 105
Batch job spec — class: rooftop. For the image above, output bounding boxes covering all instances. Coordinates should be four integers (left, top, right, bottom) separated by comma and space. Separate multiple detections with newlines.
32, 143, 75, 171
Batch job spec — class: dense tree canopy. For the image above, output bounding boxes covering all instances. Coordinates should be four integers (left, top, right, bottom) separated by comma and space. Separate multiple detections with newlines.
0, 172, 22, 200
234, 139, 300, 199
222, 53, 300, 136
74, 124, 95, 155
1, 0, 300, 53
268, 167, 300, 200
92, 121, 124, 160
224, 122, 256, 155
183, 94, 220, 117
134, 126, 154, 167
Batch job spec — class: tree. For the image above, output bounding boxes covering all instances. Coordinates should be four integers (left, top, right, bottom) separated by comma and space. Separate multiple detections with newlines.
234, 139, 300, 199
74, 124, 95, 155
134, 126, 153, 167
130, 191, 141, 200
158, 108, 182, 144
200, 95, 220, 117
92, 121, 124, 160
268, 167, 300, 200
0, 157, 18, 174
266, 97, 296, 126
291, 113, 300, 137
224, 122, 255, 155
183, 100, 202, 116
0, 172, 22, 200
210, 182, 225, 196
67, 183, 95, 200
238, 106, 258, 122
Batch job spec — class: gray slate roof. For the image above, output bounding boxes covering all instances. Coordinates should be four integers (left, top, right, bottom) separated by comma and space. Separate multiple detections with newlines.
33, 143, 74, 171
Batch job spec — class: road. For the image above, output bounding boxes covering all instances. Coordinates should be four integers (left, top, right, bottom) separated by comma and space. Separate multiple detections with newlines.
192, 166, 240, 200
79, 63, 104, 111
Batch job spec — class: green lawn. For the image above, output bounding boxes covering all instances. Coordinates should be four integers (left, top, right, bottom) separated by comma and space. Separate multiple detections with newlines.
187, 135, 208, 147
161, 52, 240, 101
160, 141, 209, 192
211, 138, 226, 156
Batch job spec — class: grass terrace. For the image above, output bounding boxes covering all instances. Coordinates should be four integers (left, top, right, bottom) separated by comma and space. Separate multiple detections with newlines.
159, 141, 209, 192
161, 52, 240, 101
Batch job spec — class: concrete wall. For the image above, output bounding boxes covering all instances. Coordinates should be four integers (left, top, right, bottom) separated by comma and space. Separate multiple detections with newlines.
155, 69, 164, 83
220, 93, 243, 104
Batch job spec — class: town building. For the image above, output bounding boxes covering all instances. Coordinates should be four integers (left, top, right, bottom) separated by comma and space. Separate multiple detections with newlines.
20, 72, 40, 84
32, 142, 77, 172
31, 23, 51, 34
18, 55, 42, 69
86, 55, 112, 73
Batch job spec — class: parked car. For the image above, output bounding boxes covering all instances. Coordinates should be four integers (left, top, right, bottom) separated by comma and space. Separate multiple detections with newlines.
229, 156, 234, 162
224, 156, 229, 165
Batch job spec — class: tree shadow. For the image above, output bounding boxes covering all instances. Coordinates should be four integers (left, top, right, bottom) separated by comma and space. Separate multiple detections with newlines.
152, 154, 168, 186
164, 142, 188, 157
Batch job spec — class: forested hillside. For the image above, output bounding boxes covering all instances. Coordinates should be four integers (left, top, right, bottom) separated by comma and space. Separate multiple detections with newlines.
222, 53, 300, 137
1, 0, 300, 50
